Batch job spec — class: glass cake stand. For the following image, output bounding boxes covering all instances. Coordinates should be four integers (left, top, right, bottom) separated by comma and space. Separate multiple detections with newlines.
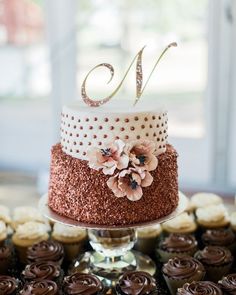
39, 192, 188, 287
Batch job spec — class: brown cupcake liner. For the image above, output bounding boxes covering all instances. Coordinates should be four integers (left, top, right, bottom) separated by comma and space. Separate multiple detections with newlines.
163, 270, 205, 295
203, 262, 233, 282
135, 236, 160, 255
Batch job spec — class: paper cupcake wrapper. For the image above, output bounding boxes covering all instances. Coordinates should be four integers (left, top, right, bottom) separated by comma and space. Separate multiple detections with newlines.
204, 262, 233, 282
163, 270, 205, 295
156, 247, 198, 263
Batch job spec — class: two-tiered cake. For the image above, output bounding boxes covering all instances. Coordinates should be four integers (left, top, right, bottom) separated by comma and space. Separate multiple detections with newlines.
48, 101, 179, 226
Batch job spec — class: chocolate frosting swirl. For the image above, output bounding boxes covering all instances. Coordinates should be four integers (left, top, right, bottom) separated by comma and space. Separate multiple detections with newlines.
20, 280, 58, 295
160, 234, 197, 253
22, 262, 61, 281
177, 281, 223, 295
0, 276, 18, 295
202, 228, 235, 247
195, 246, 233, 266
218, 273, 236, 294
117, 271, 157, 295
0, 246, 11, 259
162, 256, 205, 280
63, 273, 103, 295
27, 241, 64, 264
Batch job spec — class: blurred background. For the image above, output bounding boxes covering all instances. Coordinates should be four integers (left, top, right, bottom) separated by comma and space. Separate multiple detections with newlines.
0, 0, 235, 206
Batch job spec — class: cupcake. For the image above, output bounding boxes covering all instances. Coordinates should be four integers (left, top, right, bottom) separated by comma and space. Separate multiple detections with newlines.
190, 192, 223, 210
12, 221, 49, 264
22, 262, 62, 285
196, 204, 230, 229
0, 245, 11, 274
20, 280, 59, 295
27, 240, 64, 265
116, 271, 157, 295
156, 234, 198, 263
177, 281, 223, 294
63, 273, 103, 295
0, 205, 11, 225
162, 213, 197, 235
0, 221, 7, 246
12, 206, 47, 230
52, 223, 87, 261
0, 275, 20, 295
218, 273, 236, 294
135, 224, 162, 255
162, 256, 205, 295
230, 212, 236, 232
201, 228, 236, 253
195, 246, 233, 282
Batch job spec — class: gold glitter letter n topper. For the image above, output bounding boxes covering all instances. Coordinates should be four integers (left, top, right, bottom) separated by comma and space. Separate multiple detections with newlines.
81, 42, 177, 107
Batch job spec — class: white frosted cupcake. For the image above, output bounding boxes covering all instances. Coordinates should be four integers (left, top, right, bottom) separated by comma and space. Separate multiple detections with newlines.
190, 192, 222, 211
162, 213, 197, 234
196, 204, 229, 229
12, 221, 49, 264
52, 223, 87, 261
12, 206, 47, 229
135, 224, 162, 255
230, 212, 236, 232
0, 221, 7, 246
0, 205, 11, 224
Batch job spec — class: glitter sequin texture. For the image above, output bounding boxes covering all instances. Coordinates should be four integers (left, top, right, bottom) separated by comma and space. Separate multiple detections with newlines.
48, 144, 179, 226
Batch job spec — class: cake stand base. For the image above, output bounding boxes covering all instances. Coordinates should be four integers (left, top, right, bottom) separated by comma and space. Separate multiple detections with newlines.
69, 250, 156, 286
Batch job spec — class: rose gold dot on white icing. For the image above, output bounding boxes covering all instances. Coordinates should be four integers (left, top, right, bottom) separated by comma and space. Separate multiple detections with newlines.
162, 138, 164, 142
79, 142, 83, 145
137, 135, 140, 139
76, 134, 79, 137
110, 126, 114, 130
70, 133, 72, 136
157, 138, 160, 141
162, 123, 164, 127
73, 142, 76, 145
93, 135, 97, 139
115, 118, 120, 122
104, 118, 109, 122
121, 127, 125, 131
68, 124, 70, 127
159, 131, 162, 135
141, 125, 145, 129
65, 146, 67, 150
63, 138, 65, 142
146, 133, 149, 136
94, 117, 98, 121
144, 117, 148, 121
85, 118, 89, 122
115, 136, 119, 139
66, 114, 68, 118
98, 142, 102, 146
159, 116, 161, 120
73, 125, 76, 129
89, 126, 93, 130
88, 142, 91, 145
125, 118, 129, 122
104, 134, 107, 138
99, 126, 103, 130
153, 133, 156, 137
70, 149, 72, 152
71, 116, 74, 120
152, 116, 155, 120
164, 130, 166, 133
159, 145, 162, 148
84, 134, 87, 138
78, 119, 81, 123
76, 149, 79, 153
67, 140, 69, 143
125, 135, 129, 139
156, 124, 159, 128
80, 126, 83, 130
65, 131, 68, 134
130, 126, 135, 131
149, 124, 153, 128
134, 116, 139, 121
83, 152, 86, 155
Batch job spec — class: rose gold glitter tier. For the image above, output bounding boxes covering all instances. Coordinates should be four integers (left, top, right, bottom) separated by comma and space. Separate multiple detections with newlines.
48, 143, 179, 226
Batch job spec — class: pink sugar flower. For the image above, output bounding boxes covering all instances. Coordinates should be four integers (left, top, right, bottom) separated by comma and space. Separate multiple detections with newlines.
87, 139, 129, 175
124, 140, 158, 172
107, 168, 153, 201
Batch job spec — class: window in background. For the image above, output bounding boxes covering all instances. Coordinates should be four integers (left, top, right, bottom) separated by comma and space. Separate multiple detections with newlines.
0, 0, 52, 171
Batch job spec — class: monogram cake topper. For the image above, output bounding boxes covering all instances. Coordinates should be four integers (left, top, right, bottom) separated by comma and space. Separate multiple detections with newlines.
81, 42, 177, 107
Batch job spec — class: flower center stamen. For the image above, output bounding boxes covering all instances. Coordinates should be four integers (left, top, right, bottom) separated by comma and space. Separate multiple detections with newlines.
136, 155, 146, 165
130, 179, 138, 190
100, 148, 112, 157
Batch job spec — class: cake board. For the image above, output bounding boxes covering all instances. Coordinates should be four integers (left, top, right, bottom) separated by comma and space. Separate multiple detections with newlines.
39, 192, 188, 286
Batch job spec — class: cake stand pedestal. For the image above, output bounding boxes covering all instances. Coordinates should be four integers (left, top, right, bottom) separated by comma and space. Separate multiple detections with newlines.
39, 192, 188, 287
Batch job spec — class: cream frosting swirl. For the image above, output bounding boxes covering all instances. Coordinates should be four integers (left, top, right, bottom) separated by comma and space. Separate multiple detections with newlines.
0, 205, 11, 224
13, 206, 45, 224
15, 221, 48, 240
162, 213, 195, 231
162, 256, 205, 280
195, 246, 233, 266
0, 221, 7, 236
190, 193, 222, 209
177, 281, 223, 295
53, 223, 86, 238
196, 204, 229, 223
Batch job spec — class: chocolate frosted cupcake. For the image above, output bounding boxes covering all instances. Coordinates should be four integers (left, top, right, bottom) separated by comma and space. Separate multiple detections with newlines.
195, 246, 233, 282
162, 256, 205, 295
218, 273, 236, 294
0, 275, 20, 295
116, 271, 157, 295
177, 281, 223, 294
22, 262, 62, 285
63, 273, 103, 295
0, 246, 11, 274
20, 280, 58, 295
201, 228, 236, 253
157, 234, 198, 263
27, 240, 64, 265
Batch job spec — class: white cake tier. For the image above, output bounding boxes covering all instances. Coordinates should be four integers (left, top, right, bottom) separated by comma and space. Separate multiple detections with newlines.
60, 101, 168, 160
